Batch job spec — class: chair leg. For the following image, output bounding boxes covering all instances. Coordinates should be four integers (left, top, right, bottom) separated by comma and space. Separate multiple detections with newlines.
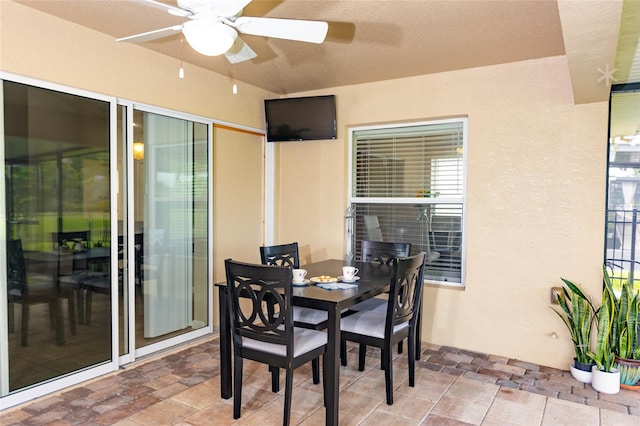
397, 340, 403, 354
84, 290, 92, 325
416, 306, 422, 360
322, 355, 327, 407
8, 301, 15, 334
52, 299, 65, 346
68, 291, 77, 335
21, 302, 29, 347
383, 348, 394, 405
408, 332, 416, 387
270, 366, 280, 392
312, 358, 320, 384
340, 339, 347, 366
233, 356, 243, 419
358, 344, 367, 371
284, 368, 294, 426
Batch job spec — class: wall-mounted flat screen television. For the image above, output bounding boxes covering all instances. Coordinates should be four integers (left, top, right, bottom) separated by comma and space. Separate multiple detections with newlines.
264, 95, 336, 142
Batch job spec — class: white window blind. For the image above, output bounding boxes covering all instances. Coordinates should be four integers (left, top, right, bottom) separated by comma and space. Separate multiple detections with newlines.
349, 119, 466, 285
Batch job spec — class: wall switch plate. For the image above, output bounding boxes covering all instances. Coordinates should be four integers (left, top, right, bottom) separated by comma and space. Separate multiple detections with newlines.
550, 287, 563, 305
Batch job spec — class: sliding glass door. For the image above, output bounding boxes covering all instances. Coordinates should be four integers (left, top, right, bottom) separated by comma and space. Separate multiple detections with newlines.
1, 77, 211, 408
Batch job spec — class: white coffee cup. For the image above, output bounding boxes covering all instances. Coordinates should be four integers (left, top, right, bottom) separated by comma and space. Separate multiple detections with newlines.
342, 266, 359, 281
292, 268, 307, 283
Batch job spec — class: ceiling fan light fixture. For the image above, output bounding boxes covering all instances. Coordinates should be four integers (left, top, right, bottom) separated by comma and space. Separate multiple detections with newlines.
182, 20, 237, 56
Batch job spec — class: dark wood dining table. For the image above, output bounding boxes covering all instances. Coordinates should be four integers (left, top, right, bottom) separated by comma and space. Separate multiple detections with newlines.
217, 258, 393, 426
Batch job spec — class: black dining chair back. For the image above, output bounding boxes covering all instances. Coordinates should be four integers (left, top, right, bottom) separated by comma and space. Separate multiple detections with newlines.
361, 240, 411, 265
340, 252, 426, 405
260, 243, 324, 331
259, 242, 326, 386
260, 242, 300, 268
225, 259, 327, 425
386, 253, 426, 337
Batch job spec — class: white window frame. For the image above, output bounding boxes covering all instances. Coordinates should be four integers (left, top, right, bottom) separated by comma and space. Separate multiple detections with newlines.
347, 117, 468, 287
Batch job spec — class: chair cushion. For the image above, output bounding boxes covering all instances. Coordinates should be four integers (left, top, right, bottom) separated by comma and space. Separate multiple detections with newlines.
293, 306, 328, 325
340, 310, 408, 339
349, 296, 387, 313
242, 327, 327, 358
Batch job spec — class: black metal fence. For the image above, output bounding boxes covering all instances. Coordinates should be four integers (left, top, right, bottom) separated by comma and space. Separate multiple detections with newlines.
606, 209, 640, 290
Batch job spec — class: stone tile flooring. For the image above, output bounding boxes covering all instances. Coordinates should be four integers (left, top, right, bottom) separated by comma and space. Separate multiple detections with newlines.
1, 337, 639, 425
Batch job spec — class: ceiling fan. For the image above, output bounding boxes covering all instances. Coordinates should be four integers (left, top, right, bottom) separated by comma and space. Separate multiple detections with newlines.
117, 0, 329, 63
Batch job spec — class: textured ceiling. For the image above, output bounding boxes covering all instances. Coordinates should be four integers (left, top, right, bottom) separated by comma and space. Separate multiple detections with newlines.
15, 0, 569, 95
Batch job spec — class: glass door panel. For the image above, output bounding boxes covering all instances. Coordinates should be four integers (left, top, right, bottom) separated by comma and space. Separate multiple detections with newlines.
133, 109, 208, 348
3, 81, 111, 392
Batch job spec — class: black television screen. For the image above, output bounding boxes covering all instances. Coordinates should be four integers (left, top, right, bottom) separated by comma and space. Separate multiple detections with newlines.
264, 95, 336, 142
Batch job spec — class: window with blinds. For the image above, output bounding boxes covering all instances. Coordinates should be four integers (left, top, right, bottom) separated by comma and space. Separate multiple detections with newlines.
348, 118, 466, 285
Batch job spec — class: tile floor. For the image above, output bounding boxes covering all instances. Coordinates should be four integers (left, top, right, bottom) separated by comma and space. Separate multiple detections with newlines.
1, 337, 639, 425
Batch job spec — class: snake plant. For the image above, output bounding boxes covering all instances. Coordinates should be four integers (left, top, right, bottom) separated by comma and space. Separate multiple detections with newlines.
551, 278, 596, 366
610, 271, 640, 360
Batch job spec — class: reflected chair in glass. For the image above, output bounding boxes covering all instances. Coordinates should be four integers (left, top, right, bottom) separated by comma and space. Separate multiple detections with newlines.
7, 239, 66, 346
260, 242, 325, 386
83, 279, 111, 324
225, 259, 328, 424
340, 252, 426, 405
51, 231, 91, 324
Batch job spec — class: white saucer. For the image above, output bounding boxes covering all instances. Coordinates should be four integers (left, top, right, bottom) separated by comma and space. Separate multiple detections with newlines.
292, 279, 310, 286
338, 276, 360, 283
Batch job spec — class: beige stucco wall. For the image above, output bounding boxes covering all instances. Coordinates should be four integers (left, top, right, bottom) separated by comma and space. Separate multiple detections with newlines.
276, 56, 608, 370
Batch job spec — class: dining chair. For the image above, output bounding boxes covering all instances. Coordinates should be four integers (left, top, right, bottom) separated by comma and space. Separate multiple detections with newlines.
339, 252, 426, 405
260, 242, 328, 329
260, 242, 326, 386
225, 259, 328, 424
342, 240, 413, 365
7, 239, 67, 346
348, 239, 412, 316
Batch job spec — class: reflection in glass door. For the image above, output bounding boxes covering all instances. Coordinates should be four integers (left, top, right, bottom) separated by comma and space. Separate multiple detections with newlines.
128, 108, 209, 351
2, 80, 112, 393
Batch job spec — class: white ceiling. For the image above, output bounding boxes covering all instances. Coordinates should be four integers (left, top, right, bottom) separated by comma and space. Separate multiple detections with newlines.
11, 0, 640, 134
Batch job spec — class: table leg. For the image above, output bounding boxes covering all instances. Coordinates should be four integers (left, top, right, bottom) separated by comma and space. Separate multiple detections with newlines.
218, 286, 232, 399
326, 306, 340, 425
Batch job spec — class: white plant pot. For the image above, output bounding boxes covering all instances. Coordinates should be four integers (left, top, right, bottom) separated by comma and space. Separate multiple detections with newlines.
591, 366, 620, 394
570, 362, 592, 384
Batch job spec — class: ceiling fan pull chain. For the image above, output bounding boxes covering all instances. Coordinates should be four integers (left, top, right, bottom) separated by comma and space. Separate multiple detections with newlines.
179, 37, 185, 79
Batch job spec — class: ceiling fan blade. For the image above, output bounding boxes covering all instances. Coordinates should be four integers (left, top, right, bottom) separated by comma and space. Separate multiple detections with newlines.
233, 17, 329, 44
135, 0, 191, 17
117, 25, 183, 43
225, 37, 257, 63
211, 0, 254, 18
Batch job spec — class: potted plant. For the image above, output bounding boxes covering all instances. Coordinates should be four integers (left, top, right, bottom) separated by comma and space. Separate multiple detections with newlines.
588, 267, 620, 394
605, 266, 640, 390
551, 278, 596, 383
